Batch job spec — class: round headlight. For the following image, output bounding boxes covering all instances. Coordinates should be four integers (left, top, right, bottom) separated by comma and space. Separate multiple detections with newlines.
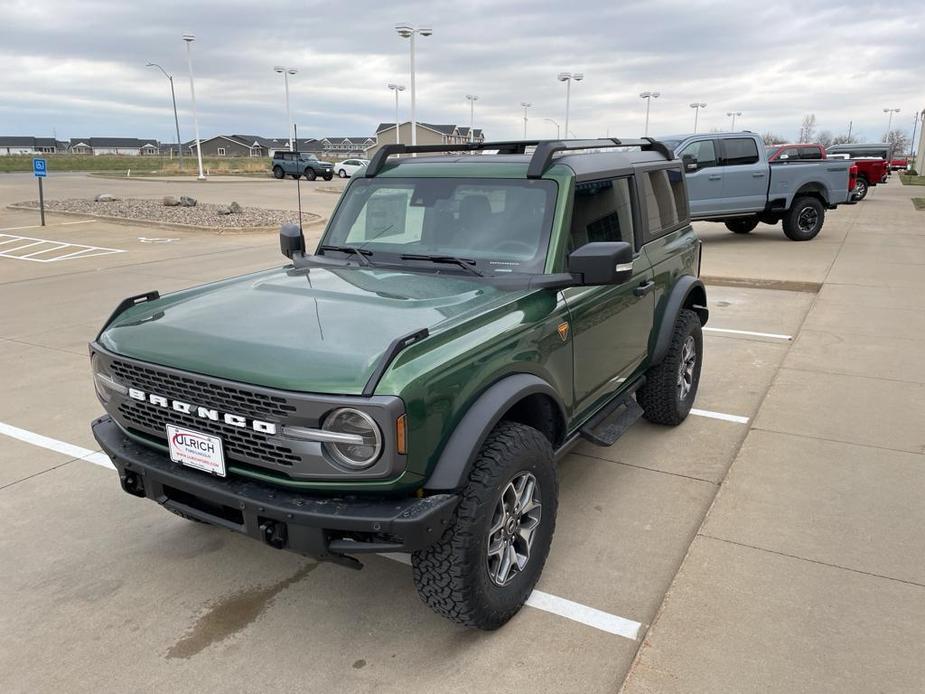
321, 408, 382, 469
91, 354, 127, 403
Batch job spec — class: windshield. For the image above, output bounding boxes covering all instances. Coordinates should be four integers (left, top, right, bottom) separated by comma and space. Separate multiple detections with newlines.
320, 177, 558, 276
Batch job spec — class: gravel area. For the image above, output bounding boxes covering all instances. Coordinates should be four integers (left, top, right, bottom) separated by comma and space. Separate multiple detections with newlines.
13, 197, 319, 229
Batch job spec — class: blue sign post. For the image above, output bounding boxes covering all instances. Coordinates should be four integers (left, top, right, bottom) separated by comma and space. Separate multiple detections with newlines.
33, 158, 47, 226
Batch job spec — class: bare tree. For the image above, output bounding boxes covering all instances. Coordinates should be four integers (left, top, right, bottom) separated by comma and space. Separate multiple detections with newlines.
799, 114, 817, 144
831, 133, 858, 145
762, 132, 786, 145
816, 130, 834, 148
883, 129, 910, 155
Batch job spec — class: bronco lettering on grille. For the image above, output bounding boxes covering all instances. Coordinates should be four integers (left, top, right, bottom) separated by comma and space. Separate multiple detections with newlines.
127, 387, 277, 435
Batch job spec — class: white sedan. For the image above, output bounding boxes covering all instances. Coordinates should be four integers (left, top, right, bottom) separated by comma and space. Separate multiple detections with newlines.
334, 159, 369, 178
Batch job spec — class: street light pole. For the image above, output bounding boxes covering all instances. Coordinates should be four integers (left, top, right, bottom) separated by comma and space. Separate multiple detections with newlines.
182, 34, 205, 180
558, 72, 583, 139
639, 91, 660, 136
911, 111, 921, 159
883, 107, 900, 143
689, 102, 706, 134
544, 118, 560, 139
274, 67, 298, 150
726, 111, 742, 130
521, 102, 531, 139
388, 83, 406, 144
465, 94, 478, 142
145, 62, 183, 170
395, 24, 432, 149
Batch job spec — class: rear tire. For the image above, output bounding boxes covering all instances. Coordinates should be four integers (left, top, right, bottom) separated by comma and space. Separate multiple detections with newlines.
854, 177, 869, 201
782, 196, 825, 241
338, 169, 348, 178
637, 308, 703, 426
724, 217, 759, 234
304, 168, 317, 181
412, 421, 557, 630
272, 166, 284, 179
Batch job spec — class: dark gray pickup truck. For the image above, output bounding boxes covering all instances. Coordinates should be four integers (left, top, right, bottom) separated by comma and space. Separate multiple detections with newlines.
660, 132, 852, 240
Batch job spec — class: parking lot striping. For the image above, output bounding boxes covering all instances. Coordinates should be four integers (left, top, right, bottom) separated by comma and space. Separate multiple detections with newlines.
0, 234, 126, 263
0, 422, 114, 470
704, 327, 793, 341
690, 408, 750, 424
379, 553, 642, 639
0, 220, 93, 233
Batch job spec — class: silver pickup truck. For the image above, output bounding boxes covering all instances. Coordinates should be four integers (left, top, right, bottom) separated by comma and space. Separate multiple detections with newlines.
659, 132, 852, 241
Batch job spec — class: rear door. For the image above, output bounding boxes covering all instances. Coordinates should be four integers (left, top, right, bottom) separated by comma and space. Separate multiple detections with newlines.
677, 138, 722, 218
718, 137, 767, 213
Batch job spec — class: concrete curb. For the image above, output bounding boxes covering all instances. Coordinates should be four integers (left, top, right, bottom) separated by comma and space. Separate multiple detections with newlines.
701, 275, 822, 293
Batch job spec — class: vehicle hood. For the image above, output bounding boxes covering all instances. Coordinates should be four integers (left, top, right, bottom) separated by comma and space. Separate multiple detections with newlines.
98, 266, 523, 395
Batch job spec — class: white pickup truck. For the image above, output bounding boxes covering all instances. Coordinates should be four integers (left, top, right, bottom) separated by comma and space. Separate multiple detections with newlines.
660, 132, 853, 241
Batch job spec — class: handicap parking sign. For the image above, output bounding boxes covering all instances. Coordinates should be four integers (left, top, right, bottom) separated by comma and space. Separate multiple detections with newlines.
33, 158, 47, 177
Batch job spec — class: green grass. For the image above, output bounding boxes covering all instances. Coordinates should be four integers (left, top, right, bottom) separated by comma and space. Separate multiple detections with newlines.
912, 198, 925, 211
899, 173, 925, 185
0, 154, 273, 175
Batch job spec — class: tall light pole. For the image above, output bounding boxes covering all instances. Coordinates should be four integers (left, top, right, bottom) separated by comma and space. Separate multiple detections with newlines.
521, 102, 531, 139
689, 102, 706, 134
394, 23, 432, 148
639, 91, 660, 136
465, 94, 478, 142
145, 62, 183, 170
727, 111, 742, 130
911, 111, 921, 158
544, 118, 561, 139
558, 72, 583, 139
387, 83, 406, 144
182, 34, 205, 180
883, 107, 901, 142
274, 66, 298, 150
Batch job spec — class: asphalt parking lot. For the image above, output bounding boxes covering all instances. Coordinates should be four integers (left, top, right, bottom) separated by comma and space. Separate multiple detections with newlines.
1, 172, 923, 693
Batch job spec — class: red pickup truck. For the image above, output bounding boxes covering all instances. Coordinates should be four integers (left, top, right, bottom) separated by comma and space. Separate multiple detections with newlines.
825, 155, 888, 200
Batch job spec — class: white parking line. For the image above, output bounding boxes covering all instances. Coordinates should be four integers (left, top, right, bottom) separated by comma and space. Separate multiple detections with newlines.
1, 421, 643, 641
0, 234, 125, 263
0, 220, 93, 232
704, 327, 793, 341
690, 408, 750, 424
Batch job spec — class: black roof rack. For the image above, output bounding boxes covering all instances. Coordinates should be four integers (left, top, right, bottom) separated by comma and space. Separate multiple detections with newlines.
364, 137, 674, 178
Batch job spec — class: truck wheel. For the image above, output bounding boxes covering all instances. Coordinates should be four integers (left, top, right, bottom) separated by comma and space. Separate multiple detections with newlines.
412, 421, 557, 630
724, 217, 759, 234
272, 166, 284, 179
854, 177, 869, 201
782, 196, 825, 241
637, 308, 703, 426
323, 173, 333, 181
304, 168, 317, 181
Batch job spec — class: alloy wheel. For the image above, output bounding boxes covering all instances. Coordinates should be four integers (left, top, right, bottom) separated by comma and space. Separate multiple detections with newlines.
677, 335, 697, 401
797, 206, 819, 233
486, 472, 542, 586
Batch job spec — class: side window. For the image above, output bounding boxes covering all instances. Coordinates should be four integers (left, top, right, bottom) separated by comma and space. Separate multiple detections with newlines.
800, 147, 822, 160
679, 140, 717, 168
568, 178, 635, 252
639, 168, 688, 242
721, 138, 760, 166
778, 147, 801, 160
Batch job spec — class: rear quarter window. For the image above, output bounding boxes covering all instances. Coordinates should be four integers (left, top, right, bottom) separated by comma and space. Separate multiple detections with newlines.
639, 167, 689, 243
721, 138, 760, 166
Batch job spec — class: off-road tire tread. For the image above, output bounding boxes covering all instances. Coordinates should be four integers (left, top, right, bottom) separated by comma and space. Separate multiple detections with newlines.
782, 196, 825, 241
637, 308, 701, 425
412, 421, 556, 630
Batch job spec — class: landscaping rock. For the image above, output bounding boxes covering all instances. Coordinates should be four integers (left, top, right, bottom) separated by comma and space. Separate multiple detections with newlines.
216, 205, 233, 215
179, 195, 197, 207
163, 195, 180, 206
229, 201, 242, 214
95, 193, 117, 202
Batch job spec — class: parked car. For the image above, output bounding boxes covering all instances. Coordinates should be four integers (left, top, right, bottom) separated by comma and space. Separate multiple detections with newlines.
889, 157, 909, 171
89, 137, 708, 630
825, 153, 889, 200
334, 158, 370, 178
271, 151, 334, 181
766, 143, 826, 161
661, 132, 853, 240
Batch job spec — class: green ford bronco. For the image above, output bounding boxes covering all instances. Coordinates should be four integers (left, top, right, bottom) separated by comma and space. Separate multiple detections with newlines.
90, 138, 708, 629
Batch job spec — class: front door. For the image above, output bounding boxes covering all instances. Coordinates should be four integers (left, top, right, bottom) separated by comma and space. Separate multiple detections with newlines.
678, 139, 721, 218
560, 177, 655, 419
718, 137, 766, 213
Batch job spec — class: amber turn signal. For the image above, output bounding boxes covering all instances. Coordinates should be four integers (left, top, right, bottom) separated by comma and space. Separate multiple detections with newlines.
396, 414, 407, 455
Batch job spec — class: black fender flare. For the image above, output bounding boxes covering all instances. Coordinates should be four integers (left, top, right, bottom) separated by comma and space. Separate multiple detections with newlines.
423, 373, 566, 492
651, 276, 708, 365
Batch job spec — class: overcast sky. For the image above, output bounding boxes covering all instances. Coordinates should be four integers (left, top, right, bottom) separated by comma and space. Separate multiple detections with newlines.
1, 0, 922, 144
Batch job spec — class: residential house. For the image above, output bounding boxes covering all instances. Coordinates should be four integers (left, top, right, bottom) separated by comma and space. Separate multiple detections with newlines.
183, 135, 291, 157
0, 136, 62, 155
367, 122, 485, 158
68, 137, 160, 155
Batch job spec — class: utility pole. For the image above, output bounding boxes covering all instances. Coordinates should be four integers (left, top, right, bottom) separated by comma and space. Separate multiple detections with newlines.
521, 102, 531, 139
182, 34, 205, 180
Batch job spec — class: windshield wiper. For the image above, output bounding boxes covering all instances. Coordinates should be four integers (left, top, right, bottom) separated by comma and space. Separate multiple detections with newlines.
318, 244, 374, 266
400, 253, 484, 277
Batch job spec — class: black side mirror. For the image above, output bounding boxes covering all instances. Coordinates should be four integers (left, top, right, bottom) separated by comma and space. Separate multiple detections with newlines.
280, 222, 305, 259
682, 154, 698, 172
567, 242, 634, 286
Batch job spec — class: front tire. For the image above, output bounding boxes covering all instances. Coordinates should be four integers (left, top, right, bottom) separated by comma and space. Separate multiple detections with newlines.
637, 308, 703, 426
412, 421, 557, 630
782, 196, 825, 241
854, 177, 869, 201
338, 169, 348, 178
272, 166, 284, 179
304, 168, 317, 181
725, 217, 759, 234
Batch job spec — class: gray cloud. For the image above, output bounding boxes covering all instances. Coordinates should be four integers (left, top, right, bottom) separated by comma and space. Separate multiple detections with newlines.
0, 0, 921, 143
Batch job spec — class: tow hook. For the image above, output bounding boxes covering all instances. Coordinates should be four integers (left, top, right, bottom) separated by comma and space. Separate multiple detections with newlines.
259, 519, 288, 550
120, 471, 145, 498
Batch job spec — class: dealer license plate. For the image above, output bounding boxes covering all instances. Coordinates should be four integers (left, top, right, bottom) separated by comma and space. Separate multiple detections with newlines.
166, 424, 226, 477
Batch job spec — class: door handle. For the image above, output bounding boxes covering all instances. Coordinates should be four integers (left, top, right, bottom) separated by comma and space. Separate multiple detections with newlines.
633, 280, 655, 297
708, 174, 722, 180
752, 172, 766, 177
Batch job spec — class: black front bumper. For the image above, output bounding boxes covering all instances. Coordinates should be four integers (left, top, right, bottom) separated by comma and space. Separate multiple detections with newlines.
92, 416, 458, 567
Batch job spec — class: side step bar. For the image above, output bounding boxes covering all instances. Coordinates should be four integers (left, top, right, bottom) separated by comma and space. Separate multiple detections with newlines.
579, 378, 645, 447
